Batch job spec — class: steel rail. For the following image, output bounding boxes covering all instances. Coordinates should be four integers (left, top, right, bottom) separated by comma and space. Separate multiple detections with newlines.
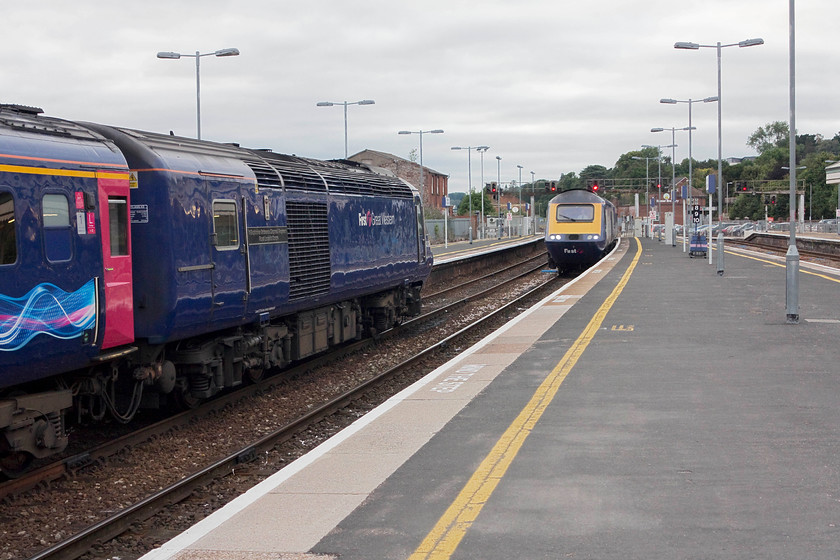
26, 268, 558, 560
3, 248, 547, 501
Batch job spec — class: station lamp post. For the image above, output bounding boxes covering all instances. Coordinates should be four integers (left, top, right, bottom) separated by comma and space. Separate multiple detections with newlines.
156, 47, 240, 140
649, 130, 690, 243
517, 164, 524, 235
675, 37, 764, 263
451, 145, 489, 244
785, 0, 799, 323
650, 143, 677, 242
316, 99, 375, 158
531, 171, 536, 234
496, 156, 502, 239
477, 146, 490, 239
660, 96, 718, 255
398, 129, 444, 206
632, 154, 657, 233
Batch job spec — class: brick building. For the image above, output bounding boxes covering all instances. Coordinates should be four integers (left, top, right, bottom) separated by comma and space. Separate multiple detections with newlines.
348, 149, 449, 210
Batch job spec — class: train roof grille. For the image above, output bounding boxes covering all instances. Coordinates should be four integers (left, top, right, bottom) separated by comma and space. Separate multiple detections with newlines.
0, 105, 106, 141
243, 159, 283, 189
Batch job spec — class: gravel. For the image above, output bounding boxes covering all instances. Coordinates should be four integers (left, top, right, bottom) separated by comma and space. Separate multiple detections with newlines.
2, 260, 553, 560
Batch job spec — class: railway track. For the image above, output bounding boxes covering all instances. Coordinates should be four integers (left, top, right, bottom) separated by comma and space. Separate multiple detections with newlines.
727, 237, 840, 266
7, 243, 559, 560
0, 249, 546, 499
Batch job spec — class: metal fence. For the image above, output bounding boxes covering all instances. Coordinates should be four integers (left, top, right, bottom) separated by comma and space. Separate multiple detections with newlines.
425, 217, 544, 244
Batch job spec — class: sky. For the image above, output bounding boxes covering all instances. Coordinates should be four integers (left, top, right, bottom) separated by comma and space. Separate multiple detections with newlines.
3, 1, 838, 194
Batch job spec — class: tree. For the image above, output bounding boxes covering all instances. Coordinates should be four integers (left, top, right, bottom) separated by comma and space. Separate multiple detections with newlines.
558, 172, 582, 191
754, 146, 789, 180
456, 191, 493, 216
579, 165, 608, 183
728, 193, 764, 221
747, 121, 789, 154
613, 148, 660, 180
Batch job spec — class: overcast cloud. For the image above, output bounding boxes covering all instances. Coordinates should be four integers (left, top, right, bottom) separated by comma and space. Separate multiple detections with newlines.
3, 1, 837, 193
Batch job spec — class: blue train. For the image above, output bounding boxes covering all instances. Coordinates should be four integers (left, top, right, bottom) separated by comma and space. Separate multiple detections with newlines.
544, 188, 619, 273
0, 104, 433, 475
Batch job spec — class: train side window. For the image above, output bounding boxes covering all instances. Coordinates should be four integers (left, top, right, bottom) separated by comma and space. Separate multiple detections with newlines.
43, 193, 72, 262
0, 191, 16, 265
108, 197, 129, 256
212, 200, 239, 249
556, 204, 594, 222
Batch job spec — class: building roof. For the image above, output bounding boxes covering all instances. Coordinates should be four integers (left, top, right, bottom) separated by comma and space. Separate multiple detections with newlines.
349, 149, 447, 177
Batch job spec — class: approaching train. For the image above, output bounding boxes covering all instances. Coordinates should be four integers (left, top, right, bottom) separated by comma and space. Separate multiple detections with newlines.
0, 104, 433, 476
544, 187, 619, 273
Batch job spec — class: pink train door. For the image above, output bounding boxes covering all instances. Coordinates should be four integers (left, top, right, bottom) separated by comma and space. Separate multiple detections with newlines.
97, 173, 134, 349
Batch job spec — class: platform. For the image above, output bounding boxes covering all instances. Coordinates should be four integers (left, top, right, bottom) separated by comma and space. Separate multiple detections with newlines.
142, 236, 840, 560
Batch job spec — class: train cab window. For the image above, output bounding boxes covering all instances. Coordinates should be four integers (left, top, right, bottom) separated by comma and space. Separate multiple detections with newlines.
108, 197, 129, 256
556, 204, 594, 223
42, 193, 72, 262
212, 200, 239, 249
0, 192, 16, 265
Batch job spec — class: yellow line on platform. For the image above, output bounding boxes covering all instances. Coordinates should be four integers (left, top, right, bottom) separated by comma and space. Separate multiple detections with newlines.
408, 237, 643, 560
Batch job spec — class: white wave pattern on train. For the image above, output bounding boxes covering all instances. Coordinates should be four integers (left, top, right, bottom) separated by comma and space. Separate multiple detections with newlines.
0, 279, 96, 351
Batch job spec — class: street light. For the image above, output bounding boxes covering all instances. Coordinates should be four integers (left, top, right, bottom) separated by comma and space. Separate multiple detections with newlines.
398, 129, 444, 202
531, 171, 536, 234
660, 96, 718, 256
477, 147, 490, 239
316, 99, 375, 158
786, 0, 798, 323
675, 36, 764, 263
646, 144, 678, 244
451, 145, 489, 244
157, 47, 240, 140
650, 129, 691, 246
496, 156, 502, 239
632, 154, 657, 235
517, 164, 524, 236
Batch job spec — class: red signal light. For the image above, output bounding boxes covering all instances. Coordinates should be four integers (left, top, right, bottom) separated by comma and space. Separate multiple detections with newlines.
591, 182, 599, 192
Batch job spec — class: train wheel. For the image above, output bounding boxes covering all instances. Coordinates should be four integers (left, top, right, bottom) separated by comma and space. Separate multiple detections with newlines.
0, 445, 33, 479
170, 384, 202, 410
245, 367, 264, 384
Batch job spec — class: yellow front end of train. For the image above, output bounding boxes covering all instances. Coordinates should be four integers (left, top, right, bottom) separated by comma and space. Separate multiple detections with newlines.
544, 188, 617, 272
